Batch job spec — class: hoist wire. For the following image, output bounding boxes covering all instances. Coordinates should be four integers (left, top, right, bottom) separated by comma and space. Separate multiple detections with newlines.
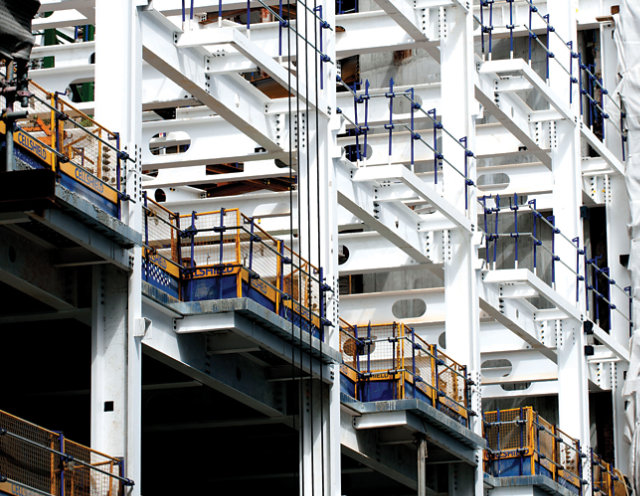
303, 0, 315, 492
314, 0, 326, 494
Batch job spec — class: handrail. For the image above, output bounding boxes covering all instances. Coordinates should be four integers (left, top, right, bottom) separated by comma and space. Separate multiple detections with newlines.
339, 321, 473, 425
0, 409, 133, 496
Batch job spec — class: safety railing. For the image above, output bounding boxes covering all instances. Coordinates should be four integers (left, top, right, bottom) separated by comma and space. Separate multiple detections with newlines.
592, 451, 632, 496
473, 0, 628, 158
339, 320, 472, 426
2, 80, 131, 218
479, 193, 633, 334
142, 196, 330, 338
337, 77, 477, 214
0, 409, 133, 496
483, 407, 582, 494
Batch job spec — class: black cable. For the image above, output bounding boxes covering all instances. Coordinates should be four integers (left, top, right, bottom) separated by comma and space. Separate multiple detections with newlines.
284, 5, 304, 494
303, 1, 316, 495
313, 3, 326, 494
292, 3, 306, 494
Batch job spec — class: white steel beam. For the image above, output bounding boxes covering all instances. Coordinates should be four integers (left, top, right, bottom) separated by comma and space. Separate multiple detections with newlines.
478, 273, 558, 363
140, 8, 282, 152
475, 82, 552, 168
336, 160, 433, 265
352, 164, 472, 231
141, 114, 288, 169
176, 26, 326, 113
372, 0, 440, 61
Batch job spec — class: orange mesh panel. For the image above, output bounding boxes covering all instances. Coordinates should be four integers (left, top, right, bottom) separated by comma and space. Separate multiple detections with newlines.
535, 414, 555, 474
556, 427, 581, 488
484, 408, 532, 457
0, 411, 61, 494
592, 453, 610, 495
612, 467, 631, 496
179, 210, 241, 267
435, 348, 467, 408
63, 439, 121, 496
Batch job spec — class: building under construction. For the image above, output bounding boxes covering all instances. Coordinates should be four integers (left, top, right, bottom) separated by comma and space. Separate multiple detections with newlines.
1, 0, 639, 495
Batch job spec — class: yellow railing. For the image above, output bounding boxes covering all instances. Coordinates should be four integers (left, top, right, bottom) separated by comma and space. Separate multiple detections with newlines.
484, 407, 588, 493
1, 80, 125, 208
339, 321, 471, 425
142, 198, 326, 332
0, 409, 131, 496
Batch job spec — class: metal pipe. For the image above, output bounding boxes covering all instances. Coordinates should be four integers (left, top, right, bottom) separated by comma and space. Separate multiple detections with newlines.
417, 436, 427, 496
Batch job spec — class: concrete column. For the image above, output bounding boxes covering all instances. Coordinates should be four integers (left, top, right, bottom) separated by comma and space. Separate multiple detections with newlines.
295, 0, 340, 493
440, 4, 482, 495
93, 1, 144, 493
547, 0, 591, 490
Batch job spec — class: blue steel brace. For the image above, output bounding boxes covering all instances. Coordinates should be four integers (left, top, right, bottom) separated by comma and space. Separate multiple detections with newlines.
363, 80, 370, 158
115, 133, 122, 220
588, 64, 595, 129
496, 409, 501, 476
248, 216, 256, 276
190, 0, 194, 19
621, 106, 628, 161
392, 322, 397, 399
510, 194, 519, 268
543, 14, 552, 82
463, 365, 470, 427
480, 0, 486, 55
143, 193, 149, 283
315, 6, 331, 90
143, 192, 149, 247
433, 344, 440, 408
573, 237, 585, 302
246, 0, 251, 30
569, 42, 579, 105
528, 2, 536, 64
181, 0, 186, 22
428, 109, 442, 184
493, 195, 500, 269
190, 211, 197, 270
278, 0, 284, 56
482, 196, 491, 261
626, 286, 634, 335
460, 137, 474, 210
528, 200, 540, 273
547, 215, 558, 287
319, 267, 325, 340
366, 322, 372, 399
600, 77, 607, 140
589, 256, 603, 325
519, 407, 524, 475
219, 0, 223, 25
411, 327, 416, 399
577, 440, 583, 487
584, 251, 590, 312
408, 88, 415, 168
337, 0, 343, 14
58, 431, 65, 496
507, 0, 514, 58
605, 267, 614, 326
488, 0, 494, 59
385, 78, 395, 157
354, 324, 360, 383
175, 214, 183, 268
579, 54, 584, 116
353, 84, 361, 161
278, 242, 286, 317
218, 208, 225, 300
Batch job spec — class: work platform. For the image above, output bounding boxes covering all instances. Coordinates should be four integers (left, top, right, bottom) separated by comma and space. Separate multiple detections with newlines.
0, 409, 132, 496
342, 394, 484, 467
0, 81, 139, 274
